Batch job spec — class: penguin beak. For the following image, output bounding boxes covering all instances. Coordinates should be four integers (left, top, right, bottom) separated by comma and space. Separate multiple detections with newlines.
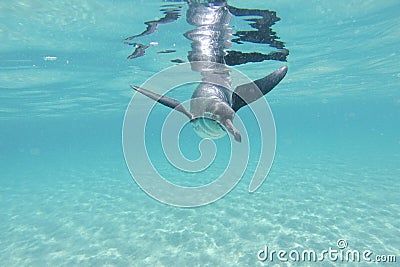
223, 119, 241, 142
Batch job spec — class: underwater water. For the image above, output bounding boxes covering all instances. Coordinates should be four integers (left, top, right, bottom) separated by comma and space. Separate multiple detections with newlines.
1, 0, 399, 266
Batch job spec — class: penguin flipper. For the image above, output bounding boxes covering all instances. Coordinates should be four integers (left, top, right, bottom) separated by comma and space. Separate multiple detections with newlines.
231, 66, 288, 112
130, 85, 194, 120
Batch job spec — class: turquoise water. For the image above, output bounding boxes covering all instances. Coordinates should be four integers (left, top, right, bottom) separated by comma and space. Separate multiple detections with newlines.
1, 0, 399, 266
